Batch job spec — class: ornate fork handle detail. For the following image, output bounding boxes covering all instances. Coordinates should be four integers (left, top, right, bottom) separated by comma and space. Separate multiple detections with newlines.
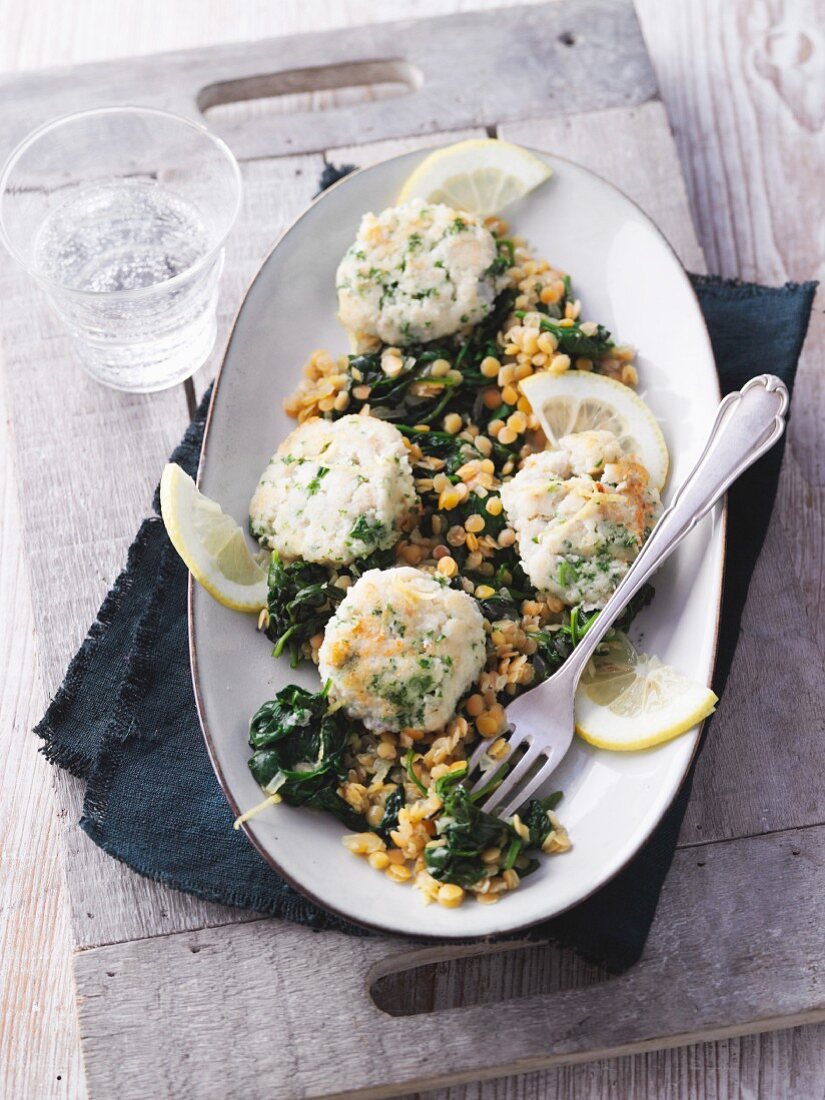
559, 373, 790, 684
470, 374, 789, 818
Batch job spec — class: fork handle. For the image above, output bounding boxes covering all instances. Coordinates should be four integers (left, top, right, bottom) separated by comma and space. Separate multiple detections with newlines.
557, 374, 790, 683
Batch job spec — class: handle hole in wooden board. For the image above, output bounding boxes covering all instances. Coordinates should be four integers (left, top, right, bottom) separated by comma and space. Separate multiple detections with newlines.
370, 940, 611, 1017
198, 59, 422, 124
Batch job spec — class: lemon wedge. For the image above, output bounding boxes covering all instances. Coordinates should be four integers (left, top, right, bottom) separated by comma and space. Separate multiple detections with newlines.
520, 370, 670, 491
159, 463, 267, 612
575, 632, 717, 750
397, 138, 552, 215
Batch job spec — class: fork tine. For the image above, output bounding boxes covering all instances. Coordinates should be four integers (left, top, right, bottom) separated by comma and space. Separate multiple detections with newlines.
480, 744, 543, 814
467, 736, 494, 776
467, 726, 527, 795
496, 754, 558, 820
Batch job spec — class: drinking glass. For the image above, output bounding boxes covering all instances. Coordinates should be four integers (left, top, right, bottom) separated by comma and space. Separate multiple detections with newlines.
0, 106, 242, 392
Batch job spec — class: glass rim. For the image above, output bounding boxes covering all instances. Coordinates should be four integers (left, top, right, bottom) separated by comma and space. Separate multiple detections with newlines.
0, 104, 243, 301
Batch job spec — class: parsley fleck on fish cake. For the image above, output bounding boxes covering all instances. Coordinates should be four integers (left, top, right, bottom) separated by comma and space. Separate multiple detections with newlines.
318, 566, 486, 732
335, 199, 508, 350
249, 415, 418, 566
500, 431, 661, 610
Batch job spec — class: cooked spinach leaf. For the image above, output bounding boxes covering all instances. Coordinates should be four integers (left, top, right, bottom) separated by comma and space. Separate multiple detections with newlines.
515, 311, 614, 359
425, 767, 512, 887
248, 683, 364, 831
374, 786, 405, 840
265, 552, 346, 666
522, 791, 563, 848
265, 545, 398, 665
424, 764, 565, 888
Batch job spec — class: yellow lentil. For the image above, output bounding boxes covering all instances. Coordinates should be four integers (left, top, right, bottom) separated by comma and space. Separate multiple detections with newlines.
465, 513, 485, 533
443, 412, 463, 434
368, 850, 390, 871
387, 863, 412, 883
437, 883, 465, 908
437, 556, 459, 578
366, 804, 384, 827
399, 543, 424, 565
483, 387, 502, 410
438, 487, 463, 512
476, 892, 500, 905
465, 694, 485, 717
343, 832, 386, 855
476, 714, 500, 737
485, 496, 503, 516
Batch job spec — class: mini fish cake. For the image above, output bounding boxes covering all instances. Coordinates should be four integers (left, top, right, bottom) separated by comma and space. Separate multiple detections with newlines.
249, 415, 418, 566
500, 431, 661, 610
335, 199, 508, 350
318, 566, 487, 732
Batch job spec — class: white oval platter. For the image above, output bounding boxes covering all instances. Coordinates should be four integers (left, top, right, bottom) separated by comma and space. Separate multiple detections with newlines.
190, 147, 723, 939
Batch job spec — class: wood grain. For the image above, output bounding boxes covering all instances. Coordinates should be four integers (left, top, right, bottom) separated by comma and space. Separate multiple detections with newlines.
0, 1, 656, 162
0, 153, 327, 952
635, 0, 825, 649
1, 0, 823, 1097
0, 361, 86, 1097
73, 824, 825, 1099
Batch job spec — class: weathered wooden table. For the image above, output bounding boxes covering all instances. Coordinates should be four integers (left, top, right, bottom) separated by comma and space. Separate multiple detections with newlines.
1, 1, 823, 1097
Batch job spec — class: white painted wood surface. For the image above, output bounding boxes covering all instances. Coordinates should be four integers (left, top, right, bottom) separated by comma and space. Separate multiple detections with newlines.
73, 824, 825, 1099
0, 1, 823, 1097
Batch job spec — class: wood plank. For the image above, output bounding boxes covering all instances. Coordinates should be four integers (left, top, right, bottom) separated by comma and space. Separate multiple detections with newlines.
0, 358, 87, 1098
428, 1025, 825, 1099
0, 151, 324, 951
326, 128, 489, 171
634, 0, 825, 652
73, 824, 825, 1099
2, 2, 824, 1098
190, 153, 327, 401
682, 509, 825, 843
0, 2, 657, 163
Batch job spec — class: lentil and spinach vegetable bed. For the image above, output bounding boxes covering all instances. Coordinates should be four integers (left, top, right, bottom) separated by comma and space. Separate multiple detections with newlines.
244, 206, 656, 909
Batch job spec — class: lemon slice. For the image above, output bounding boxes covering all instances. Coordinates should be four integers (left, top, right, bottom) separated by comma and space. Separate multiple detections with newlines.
520, 370, 670, 491
159, 463, 267, 612
575, 632, 717, 750
397, 139, 552, 215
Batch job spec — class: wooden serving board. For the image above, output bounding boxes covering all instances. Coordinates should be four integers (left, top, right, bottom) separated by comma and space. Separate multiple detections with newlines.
1, 4, 822, 1097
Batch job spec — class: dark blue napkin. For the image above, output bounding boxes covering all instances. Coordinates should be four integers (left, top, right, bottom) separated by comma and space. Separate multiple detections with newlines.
35, 266, 816, 968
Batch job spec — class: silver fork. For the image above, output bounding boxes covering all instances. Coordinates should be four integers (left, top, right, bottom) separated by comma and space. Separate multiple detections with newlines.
467, 374, 790, 820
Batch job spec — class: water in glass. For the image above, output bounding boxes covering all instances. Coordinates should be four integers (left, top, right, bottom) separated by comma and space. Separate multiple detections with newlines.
33, 178, 221, 391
